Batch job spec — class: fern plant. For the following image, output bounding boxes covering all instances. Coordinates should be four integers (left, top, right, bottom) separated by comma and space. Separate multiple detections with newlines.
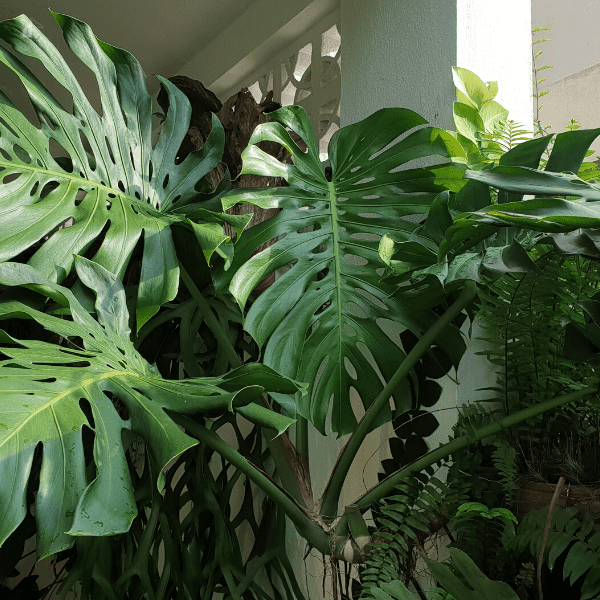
476, 250, 600, 488
449, 502, 517, 580
510, 506, 600, 599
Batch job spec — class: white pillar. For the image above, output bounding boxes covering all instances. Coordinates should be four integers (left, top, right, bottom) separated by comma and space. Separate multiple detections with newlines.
341, 0, 532, 129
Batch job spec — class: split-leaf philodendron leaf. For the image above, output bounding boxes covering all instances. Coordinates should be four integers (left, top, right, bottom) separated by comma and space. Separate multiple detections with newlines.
218, 105, 467, 435
0, 13, 235, 329
0, 258, 300, 559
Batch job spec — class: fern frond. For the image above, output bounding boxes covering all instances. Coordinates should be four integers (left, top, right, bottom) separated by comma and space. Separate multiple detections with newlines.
511, 506, 600, 599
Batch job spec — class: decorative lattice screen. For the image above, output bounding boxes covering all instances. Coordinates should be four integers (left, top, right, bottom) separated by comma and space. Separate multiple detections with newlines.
225, 13, 341, 161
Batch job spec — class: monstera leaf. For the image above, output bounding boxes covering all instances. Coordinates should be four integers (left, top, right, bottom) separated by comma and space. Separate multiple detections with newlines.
0, 13, 237, 329
217, 105, 467, 435
0, 259, 300, 559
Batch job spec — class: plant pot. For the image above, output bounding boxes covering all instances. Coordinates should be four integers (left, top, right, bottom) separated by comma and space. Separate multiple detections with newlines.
513, 482, 600, 520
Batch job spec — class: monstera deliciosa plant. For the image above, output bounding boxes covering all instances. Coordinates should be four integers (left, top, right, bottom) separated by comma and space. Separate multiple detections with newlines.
2, 11, 600, 600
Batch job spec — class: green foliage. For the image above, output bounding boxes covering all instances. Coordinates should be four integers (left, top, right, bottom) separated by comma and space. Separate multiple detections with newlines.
367, 580, 417, 600
0, 13, 240, 330
475, 251, 600, 484
423, 548, 520, 600
512, 506, 600, 599
361, 467, 473, 596
450, 67, 509, 168
4, 11, 600, 600
219, 105, 467, 435
532, 27, 553, 129
449, 502, 516, 580
0, 258, 302, 561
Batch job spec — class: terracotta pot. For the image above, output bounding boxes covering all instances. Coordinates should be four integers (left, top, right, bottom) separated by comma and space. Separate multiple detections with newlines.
513, 482, 600, 520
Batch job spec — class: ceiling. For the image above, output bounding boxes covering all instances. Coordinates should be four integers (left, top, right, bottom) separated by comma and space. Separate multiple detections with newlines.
0, 0, 258, 78
0, 0, 339, 124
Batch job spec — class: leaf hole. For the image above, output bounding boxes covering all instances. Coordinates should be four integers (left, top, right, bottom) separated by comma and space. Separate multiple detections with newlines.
314, 300, 332, 315
79, 398, 95, 429
105, 136, 116, 164
350, 232, 381, 242
0, 148, 10, 161
106, 200, 112, 211
81, 424, 95, 468
344, 357, 357, 380
356, 288, 388, 310
362, 195, 381, 200
104, 391, 130, 421
148, 160, 153, 182
75, 189, 87, 207
346, 301, 368, 319
343, 254, 369, 266
315, 267, 329, 281
30, 181, 39, 196
338, 209, 346, 216
163, 174, 169, 189
131, 204, 139, 214
118, 180, 125, 193
0, 116, 18, 137
41, 113, 56, 130
40, 181, 60, 199
129, 148, 135, 169
343, 323, 356, 337
3, 172, 21, 184
172, 195, 181, 204
354, 177, 375, 185
49, 138, 73, 172
338, 197, 348, 202
311, 356, 330, 401
13, 144, 31, 164
350, 166, 361, 173
134, 191, 141, 199
357, 213, 382, 219
80, 220, 111, 262
107, 193, 116, 199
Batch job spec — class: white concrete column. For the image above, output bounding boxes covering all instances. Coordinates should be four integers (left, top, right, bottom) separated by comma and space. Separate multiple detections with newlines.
341, 0, 532, 129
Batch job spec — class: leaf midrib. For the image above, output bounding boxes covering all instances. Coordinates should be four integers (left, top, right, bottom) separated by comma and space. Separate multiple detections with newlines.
328, 181, 344, 426
0, 159, 178, 221
0, 369, 135, 447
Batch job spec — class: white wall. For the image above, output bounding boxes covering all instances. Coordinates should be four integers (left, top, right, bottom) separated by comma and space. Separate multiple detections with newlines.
458, 0, 533, 129
531, 0, 600, 87
531, 0, 600, 154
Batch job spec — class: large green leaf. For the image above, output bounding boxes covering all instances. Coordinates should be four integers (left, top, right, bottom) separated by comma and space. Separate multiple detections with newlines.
0, 13, 230, 329
218, 105, 467, 435
0, 259, 299, 559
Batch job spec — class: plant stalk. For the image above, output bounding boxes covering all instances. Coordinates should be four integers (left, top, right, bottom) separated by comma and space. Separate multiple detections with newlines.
179, 262, 314, 508
320, 280, 477, 518
174, 415, 329, 553
180, 264, 242, 369
296, 414, 309, 462
333, 385, 598, 545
